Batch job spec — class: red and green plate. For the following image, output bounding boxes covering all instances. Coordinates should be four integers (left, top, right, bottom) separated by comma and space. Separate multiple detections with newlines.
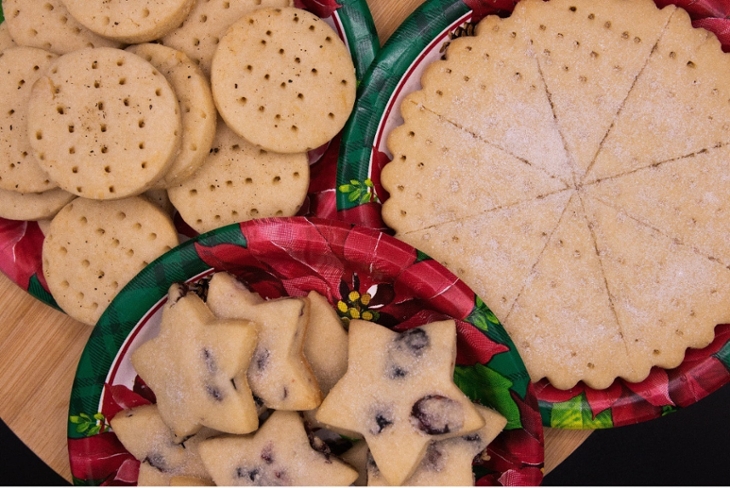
334, 0, 730, 429
67, 217, 545, 485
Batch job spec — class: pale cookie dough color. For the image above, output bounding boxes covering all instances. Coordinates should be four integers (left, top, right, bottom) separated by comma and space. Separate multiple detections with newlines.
0, 46, 58, 193
27, 47, 182, 200
315, 320, 485, 486
109, 404, 214, 486
3, 0, 121, 54
211, 7, 356, 153
59, 0, 195, 43
126, 43, 217, 188
206, 280, 322, 411
366, 404, 507, 486
0, 187, 75, 221
384, 1, 730, 390
198, 410, 359, 486
167, 120, 309, 234
42, 197, 179, 325
131, 285, 261, 438
161, 0, 293, 76
0, 23, 16, 50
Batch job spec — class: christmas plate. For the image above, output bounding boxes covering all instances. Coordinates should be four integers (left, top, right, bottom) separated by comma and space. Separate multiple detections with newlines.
67, 217, 544, 485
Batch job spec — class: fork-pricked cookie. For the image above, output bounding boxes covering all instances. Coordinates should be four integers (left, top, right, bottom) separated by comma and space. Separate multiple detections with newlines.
3, 0, 120, 55
0, 22, 17, 51
210, 7, 356, 153
60, 0, 195, 43
0, 46, 58, 193
131, 285, 261, 438
42, 196, 179, 325
161, 0, 293, 77
315, 320, 485, 486
126, 43, 217, 188
198, 410, 359, 486
206, 281, 322, 411
166, 119, 309, 234
27, 47, 182, 200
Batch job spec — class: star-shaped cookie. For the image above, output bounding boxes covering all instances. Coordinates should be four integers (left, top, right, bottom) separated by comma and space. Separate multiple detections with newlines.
315, 319, 485, 486
198, 410, 359, 486
206, 274, 322, 411
366, 404, 507, 485
110, 404, 215, 485
131, 283, 260, 438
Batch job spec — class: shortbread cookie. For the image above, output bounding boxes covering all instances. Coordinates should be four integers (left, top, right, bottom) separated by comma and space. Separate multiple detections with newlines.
207, 281, 322, 411
408, 10, 573, 184
303, 290, 349, 395
131, 285, 260, 437
585, 143, 730, 268
0, 46, 58, 193
383, 2, 730, 390
167, 120, 309, 234
4, 0, 120, 54
587, 8, 730, 183
382, 99, 567, 234
399, 191, 571, 323
27, 47, 182, 200
584, 197, 730, 376
60, 0, 195, 43
520, 0, 675, 178
0, 23, 17, 51
198, 410, 359, 486
126, 43, 217, 188
367, 404, 507, 486
161, 0, 293, 76
210, 7, 356, 153
315, 320, 485, 486
42, 196, 179, 325
207, 272, 265, 307
0, 187, 75, 221
110, 404, 214, 485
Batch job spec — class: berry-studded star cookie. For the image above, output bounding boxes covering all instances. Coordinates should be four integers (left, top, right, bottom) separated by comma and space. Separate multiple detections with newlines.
315, 319, 485, 486
131, 283, 260, 438
198, 410, 358, 486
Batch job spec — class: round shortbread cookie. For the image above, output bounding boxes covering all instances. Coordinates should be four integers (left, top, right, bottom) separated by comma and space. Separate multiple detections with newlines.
42, 197, 180, 325
0, 187, 75, 221
27, 47, 182, 200
126, 43, 217, 188
4, 0, 121, 55
167, 120, 309, 234
0, 23, 17, 51
0, 46, 58, 193
161, 0, 293, 76
59, 0, 195, 44
210, 7, 356, 153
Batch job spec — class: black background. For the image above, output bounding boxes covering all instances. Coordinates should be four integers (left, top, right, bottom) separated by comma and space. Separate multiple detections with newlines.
1, 382, 729, 485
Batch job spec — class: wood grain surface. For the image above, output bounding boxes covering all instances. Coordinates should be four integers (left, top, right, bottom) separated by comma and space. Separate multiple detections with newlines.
0, 0, 591, 482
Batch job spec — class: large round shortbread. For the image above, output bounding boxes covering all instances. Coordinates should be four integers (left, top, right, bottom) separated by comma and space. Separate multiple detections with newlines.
383, 0, 730, 390
210, 7, 356, 153
126, 43, 217, 188
0, 46, 58, 193
59, 0, 195, 44
42, 197, 179, 325
167, 120, 309, 234
27, 47, 182, 200
4, 0, 121, 55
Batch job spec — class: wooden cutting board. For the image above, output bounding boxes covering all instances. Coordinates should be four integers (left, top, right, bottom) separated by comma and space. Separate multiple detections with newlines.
0, 0, 591, 482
